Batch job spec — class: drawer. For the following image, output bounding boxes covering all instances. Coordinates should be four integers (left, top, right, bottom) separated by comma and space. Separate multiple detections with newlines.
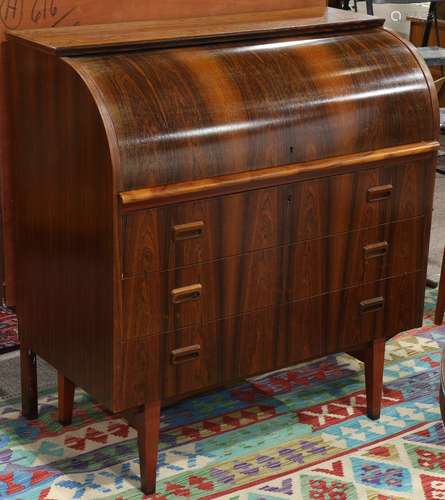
234, 272, 424, 374
119, 272, 424, 408
325, 271, 425, 352
120, 323, 221, 408
122, 160, 432, 276
122, 217, 426, 338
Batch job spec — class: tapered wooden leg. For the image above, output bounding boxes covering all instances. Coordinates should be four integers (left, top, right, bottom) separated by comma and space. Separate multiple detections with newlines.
435, 248, 445, 325
348, 339, 386, 420
138, 401, 161, 495
58, 372, 75, 426
364, 339, 385, 420
20, 346, 38, 420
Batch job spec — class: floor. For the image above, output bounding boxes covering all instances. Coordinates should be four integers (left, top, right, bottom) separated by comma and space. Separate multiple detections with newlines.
0, 291, 442, 499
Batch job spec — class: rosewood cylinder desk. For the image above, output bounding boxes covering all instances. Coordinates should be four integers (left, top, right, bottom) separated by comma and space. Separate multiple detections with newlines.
7, 7, 439, 494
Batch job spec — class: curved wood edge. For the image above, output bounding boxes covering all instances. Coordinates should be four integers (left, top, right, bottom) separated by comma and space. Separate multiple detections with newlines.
385, 28, 440, 142
61, 56, 125, 398
63, 57, 122, 189
119, 141, 439, 212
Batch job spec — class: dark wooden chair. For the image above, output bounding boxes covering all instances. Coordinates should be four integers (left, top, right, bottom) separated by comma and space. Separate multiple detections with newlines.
434, 84, 445, 315
440, 348, 445, 424
435, 249, 445, 325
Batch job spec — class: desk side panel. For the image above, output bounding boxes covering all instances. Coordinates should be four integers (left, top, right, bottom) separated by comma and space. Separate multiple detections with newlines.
8, 42, 117, 409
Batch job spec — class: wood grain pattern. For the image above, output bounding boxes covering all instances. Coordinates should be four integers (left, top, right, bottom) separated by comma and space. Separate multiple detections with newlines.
122, 161, 433, 276
387, 29, 440, 144
7, 8, 388, 56
9, 14, 438, 493
363, 339, 386, 420
1, 0, 317, 42
65, 28, 436, 193
1, 0, 324, 306
122, 217, 427, 338
119, 143, 438, 211
119, 272, 424, 409
9, 17, 437, 414
8, 42, 117, 409
138, 401, 161, 495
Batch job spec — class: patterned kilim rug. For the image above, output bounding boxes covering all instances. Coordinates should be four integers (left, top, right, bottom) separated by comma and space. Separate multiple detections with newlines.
0, 289, 444, 499
0, 308, 18, 355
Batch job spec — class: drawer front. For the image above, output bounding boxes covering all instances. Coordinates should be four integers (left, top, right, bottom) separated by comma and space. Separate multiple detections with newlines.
120, 323, 221, 408
122, 217, 426, 338
236, 272, 423, 375
122, 161, 432, 276
119, 272, 423, 408
325, 271, 425, 352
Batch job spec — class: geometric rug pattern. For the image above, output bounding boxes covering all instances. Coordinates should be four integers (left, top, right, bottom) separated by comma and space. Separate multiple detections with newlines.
0, 308, 18, 355
0, 288, 444, 499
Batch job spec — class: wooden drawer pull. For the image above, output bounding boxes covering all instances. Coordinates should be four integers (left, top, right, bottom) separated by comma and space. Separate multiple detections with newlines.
173, 221, 204, 241
360, 296, 384, 314
364, 241, 388, 260
367, 184, 393, 202
171, 284, 202, 304
171, 345, 201, 365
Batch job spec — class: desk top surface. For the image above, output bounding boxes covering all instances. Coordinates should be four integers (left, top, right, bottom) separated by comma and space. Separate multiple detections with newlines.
7, 8, 384, 57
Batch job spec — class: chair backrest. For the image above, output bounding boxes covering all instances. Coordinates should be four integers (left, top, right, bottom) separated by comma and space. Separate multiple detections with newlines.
435, 76, 445, 100
435, 75, 445, 89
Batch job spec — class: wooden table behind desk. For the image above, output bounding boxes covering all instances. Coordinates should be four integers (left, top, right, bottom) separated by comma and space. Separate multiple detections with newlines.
0, 0, 324, 307
409, 16, 445, 95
